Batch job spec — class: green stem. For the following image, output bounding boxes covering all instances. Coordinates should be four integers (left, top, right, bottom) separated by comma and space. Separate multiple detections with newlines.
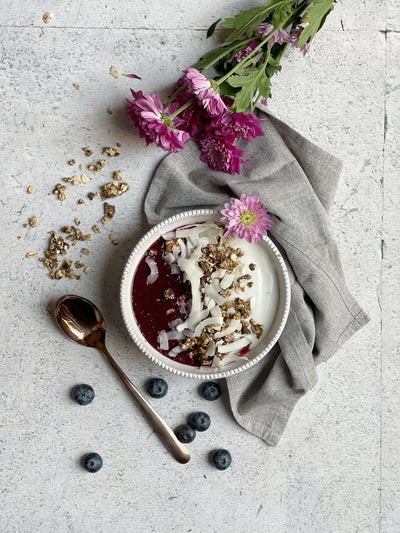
216, 0, 310, 86
169, 97, 196, 120
165, 82, 188, 107
197, 37, 256, 72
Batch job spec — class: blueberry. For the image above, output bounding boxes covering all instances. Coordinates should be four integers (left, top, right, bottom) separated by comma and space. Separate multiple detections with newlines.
175, 424, 196, 443
201, 381, 221, 401
83, 452, 103, 473
73, 384, 95, 405
147, 378, 168, 399
212, 449, 231, 471
189, 412, 211, 432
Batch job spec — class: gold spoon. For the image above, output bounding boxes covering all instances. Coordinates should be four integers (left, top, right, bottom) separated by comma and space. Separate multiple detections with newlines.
55, 294, 190, 464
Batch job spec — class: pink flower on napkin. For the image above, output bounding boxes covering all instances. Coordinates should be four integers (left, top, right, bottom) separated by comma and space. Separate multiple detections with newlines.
197, 134, 246, 174
209, 111, 265, 142
220, 194, 274, 243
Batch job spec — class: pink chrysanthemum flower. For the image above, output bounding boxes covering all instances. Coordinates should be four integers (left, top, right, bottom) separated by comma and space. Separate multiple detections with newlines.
209, 111, 265, 142
256, 23, 291, 45
197, 135, 246, 175
290, 26, 312, 55
231, 40, 259, 65
168, 77, 206, 137
220, 194, 274, 243
184, 67, 227, 117
126, 90, 189, 152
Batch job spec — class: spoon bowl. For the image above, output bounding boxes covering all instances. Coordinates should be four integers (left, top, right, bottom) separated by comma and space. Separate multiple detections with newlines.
55, 294, 190, 464
56, 295, 106, 347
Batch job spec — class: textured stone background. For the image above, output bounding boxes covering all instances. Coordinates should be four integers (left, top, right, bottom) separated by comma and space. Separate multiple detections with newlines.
0, 1, 399, 532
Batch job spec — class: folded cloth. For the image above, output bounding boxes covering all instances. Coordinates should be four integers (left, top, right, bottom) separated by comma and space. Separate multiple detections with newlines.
144, 109, 370, 446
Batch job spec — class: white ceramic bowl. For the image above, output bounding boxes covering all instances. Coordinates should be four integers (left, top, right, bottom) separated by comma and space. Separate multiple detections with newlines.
120, 209, 290, 379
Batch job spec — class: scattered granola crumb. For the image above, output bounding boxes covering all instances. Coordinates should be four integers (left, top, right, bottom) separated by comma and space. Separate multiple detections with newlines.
42, 12, 53, 24
107, 107, 113, 115
18, 236, 21, 239
249, 263, 256, 271
103, 146, 120, 157
113, 170, 122, 181
116, 143, 121, 148
27, 185, 34, 194
84, 266, 92, 274
81, 174, 89, 184
75, 261, 85, 269
26, 251, 38, 258
109, 65, 122, 79
23, 223, 29, 228
92, 225, 101, 234
82, 147, 93, 157
39, 231, 71, 278
63, 174, 82, 185
101, 181, 129, 200
101, 202, 115, 224
79, 163, 84, 171
78, 198, 85, 204
88, 160, 105, 172
74, 218, 80, 226
80, 248, 90, 255
29, 216, 39, 228
73, 83, 80, 90
63, 225, 93, 244
53, 183, 67, 201
87, 192, 96, 201
68, 159, 76, 166
109, 233, 119, 245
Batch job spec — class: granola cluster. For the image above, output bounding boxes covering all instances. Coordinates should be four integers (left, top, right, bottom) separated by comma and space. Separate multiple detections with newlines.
182, 238, 262, 366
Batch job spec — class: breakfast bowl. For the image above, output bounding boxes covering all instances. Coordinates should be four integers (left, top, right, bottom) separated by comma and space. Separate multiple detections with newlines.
120, 209, 290, 379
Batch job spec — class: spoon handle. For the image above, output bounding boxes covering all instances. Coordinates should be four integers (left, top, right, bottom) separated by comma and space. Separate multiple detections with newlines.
100, 346, 190, 464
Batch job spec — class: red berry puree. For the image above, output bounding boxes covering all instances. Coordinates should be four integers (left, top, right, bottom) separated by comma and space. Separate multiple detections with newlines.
131, 235, 199, 367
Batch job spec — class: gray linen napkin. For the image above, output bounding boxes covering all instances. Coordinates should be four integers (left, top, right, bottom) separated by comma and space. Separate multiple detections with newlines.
144, 109, 370, 446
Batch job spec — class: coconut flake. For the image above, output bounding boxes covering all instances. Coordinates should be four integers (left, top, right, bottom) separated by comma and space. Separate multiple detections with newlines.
217, 337, 250, 354
157, 330, 169, 351
162, 230, 176, 240
203, 284, 225, 305
168, 318, 183, 329
166, 330, 185, 341
213, 353, 249, 368
210, 306, 222, 317
211, 269, 226, 279
170, 263, 181, 275
145, 256, 159, 285
206, 340, 216, 357
220, 273, 235, 290
164, 252, 175, 265
168, 345, 184, 358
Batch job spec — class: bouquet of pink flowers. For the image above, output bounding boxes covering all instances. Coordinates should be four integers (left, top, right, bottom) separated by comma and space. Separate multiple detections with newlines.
127, 0, 336, 174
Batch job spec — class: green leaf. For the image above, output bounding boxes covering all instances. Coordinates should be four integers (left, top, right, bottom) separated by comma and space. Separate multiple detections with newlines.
297, 0, 335, 47
220, 6, 269, 44
207, 18, 222, 38
227, 68, 272, 112
217, 81, 239, 97
269, 0, 296, 27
